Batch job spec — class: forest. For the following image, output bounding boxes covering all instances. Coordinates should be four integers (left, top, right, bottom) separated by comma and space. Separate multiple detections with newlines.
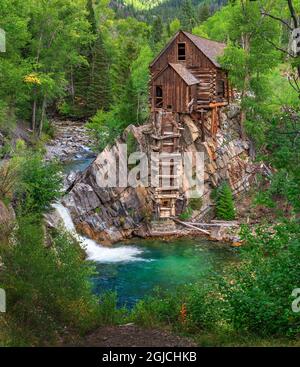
0, 0, 300, 348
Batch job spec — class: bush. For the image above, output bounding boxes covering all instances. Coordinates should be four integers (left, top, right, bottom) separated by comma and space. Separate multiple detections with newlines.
131, 289, 180, 328
189, 197, 203, 211
86, 107, 124, 152
97, 292, 127, 326
179, 206, 193, 220
222, 221, 300, 337
0, 218, 100, 345
14, 152, 63, 215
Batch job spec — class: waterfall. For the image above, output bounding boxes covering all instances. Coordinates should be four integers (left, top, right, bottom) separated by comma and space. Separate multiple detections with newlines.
52, 203, 144, 263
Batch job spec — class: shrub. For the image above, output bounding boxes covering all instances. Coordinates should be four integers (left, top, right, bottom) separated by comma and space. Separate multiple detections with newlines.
179, 206, 193, 220
14, 152, 63, 215
0, 218, 101, 345
189, 197, 203, 211
222, 221, 300, 337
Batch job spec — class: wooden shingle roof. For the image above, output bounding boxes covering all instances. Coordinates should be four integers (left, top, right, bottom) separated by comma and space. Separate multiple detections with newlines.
150, 30, 226, 69
182, 31, 226, 68
169, 63, 199, 85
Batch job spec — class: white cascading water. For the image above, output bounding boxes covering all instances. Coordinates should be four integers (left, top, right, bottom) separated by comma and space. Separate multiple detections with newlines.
52, 203, 144, 263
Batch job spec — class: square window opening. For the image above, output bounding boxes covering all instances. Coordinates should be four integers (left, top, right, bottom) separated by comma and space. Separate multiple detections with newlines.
178, 43, 186, 61
155, 86, 163, 108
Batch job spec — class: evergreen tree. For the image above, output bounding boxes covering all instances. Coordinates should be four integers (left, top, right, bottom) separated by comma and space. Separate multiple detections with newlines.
73, 0, 111, 117
216, 182, 236, 220
198, 3, 210, 23
180, 0, 197, 32
151, 16, 164, 45
86, 32, 111, 115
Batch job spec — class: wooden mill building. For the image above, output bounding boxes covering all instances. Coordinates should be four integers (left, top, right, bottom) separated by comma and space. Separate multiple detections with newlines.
149, 31, 231, 219
150, 30, 230, 115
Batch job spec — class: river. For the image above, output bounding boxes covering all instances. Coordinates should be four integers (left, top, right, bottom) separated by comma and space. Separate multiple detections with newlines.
55, 152, 237, 308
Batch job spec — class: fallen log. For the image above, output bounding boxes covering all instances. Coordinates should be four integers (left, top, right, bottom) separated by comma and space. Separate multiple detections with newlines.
172, 219, 210, 235
184, 222, 238, 228
211, 220, 239, 225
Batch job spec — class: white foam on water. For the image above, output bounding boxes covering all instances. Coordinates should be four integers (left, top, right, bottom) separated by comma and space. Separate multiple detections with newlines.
52, 203, 144, 263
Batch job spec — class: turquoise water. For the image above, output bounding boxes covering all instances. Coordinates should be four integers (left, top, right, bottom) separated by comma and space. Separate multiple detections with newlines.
62, 156, 237, 308
92, 238, 237, 308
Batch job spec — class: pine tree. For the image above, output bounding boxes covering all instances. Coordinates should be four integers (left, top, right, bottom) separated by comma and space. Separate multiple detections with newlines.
216, 183, 236, 220
180, 0, 197, 32
73, 0, 111, 117
86, 32, 111, 115
198, 3, 210, 23
151, 16, 164, 45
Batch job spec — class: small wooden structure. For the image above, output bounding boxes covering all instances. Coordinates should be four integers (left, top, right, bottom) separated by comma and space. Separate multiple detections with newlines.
150, 30, 230, 114
149, 31, 231, 220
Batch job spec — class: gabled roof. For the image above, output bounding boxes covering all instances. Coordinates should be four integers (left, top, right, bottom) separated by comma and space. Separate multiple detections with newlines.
152, 62, 199, 86
150, 30, 226, 69
169, 63, 199, 85
182, 31, 226, 68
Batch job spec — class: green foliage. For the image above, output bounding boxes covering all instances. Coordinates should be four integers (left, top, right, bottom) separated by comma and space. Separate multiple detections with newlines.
214, 182, 236, 221
223, 221, 300, 337
179, 206, 193, 220
0, 218, 100, 345
132, 220, 300, 339
169, 18, 181, 35
189, 197, 203, 211
131, 289, 180, 327
97, 292, 127, 325
180, 0, 197, 32
14, 152, 63, 215
86, 107, 122, 151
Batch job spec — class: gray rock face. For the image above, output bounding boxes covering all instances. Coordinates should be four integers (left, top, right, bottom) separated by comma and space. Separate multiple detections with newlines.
62, 125, 153, 243
62, 104, 257, 243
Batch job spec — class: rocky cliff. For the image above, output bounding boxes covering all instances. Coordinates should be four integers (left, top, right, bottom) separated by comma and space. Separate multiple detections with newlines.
62, 104, 257, 244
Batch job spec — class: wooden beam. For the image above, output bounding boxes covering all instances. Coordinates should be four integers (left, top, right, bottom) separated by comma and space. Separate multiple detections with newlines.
173, 218, 210, 235
209, 102, 228, 108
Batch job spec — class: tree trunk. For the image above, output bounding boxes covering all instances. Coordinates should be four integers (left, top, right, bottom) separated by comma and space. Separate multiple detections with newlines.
32, 88, 37, 134
38, 97, 47, 138
240, 32, 251, 139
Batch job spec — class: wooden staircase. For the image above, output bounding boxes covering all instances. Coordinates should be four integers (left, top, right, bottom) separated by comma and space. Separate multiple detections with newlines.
151, 112, 182, 219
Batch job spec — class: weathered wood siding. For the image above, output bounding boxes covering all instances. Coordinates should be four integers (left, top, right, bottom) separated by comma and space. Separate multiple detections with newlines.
150, 31, 230, 111
152, 66, 189, 113
151, 32, 215, 77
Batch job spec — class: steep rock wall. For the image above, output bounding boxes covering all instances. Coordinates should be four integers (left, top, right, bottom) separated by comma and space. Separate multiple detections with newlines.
62, 104, 257, 243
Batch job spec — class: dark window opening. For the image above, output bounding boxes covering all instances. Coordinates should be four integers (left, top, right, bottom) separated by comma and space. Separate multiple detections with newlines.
155, 86, 163, 108
217, 80, 225, 98
178, 43, 186, 61
167, 105, 172, 110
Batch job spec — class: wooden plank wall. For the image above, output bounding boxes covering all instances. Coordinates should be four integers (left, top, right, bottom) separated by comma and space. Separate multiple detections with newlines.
153, 67, 189, 113
151, 32, 216, 77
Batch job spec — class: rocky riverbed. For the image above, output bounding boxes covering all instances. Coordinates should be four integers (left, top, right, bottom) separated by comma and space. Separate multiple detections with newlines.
45, 119, 96, 162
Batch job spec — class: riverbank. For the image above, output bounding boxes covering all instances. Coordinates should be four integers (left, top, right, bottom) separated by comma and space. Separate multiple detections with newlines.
45, 119, 96, 162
